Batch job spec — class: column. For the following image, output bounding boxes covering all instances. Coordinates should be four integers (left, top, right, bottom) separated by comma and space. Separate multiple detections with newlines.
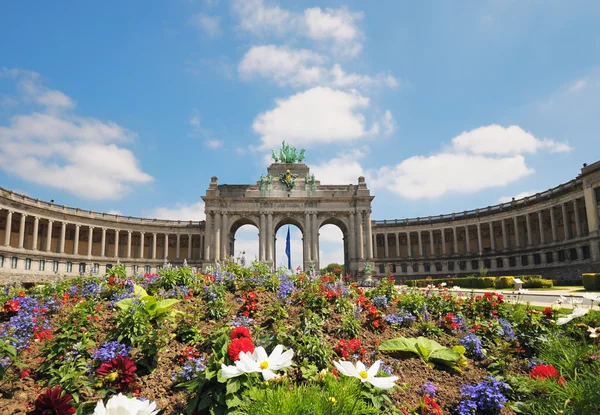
395, 233, 401, 257
267, 213, 273, 262
114, 230, 120, 257
501, 220, 508, 250
356, 211, 364, 259
87, 226, 94, 257
176, 234, 181, 259
188, 234, 193, 260
583, 185, 600, 260
221, 212, 229, 259
476, 223, 482, 255
441, 229, 447, 255
465, 226, 471, 253
214, 213, 221, 261
18, 213, 27, 248
452, 227, 458, 255
305, 212, 312, 262
140, 232, 145, 259
573, 199, 582, 238
259, 213, 266, 261
73, 224, 80, 255
3, 210, 12, 246
372, 235, 377, 258
550, 207, 558, 242
348, 213, 355, 261
525, 213, 533, 246
204, 213, 212, 261
489, 222, 496, 251
513, 217, 521, 248
417, 231, 423, 256
312, 212, 319, 262
537, 211, 546, 245
364, 211, 373, 259
429, 230, 435, 257
406, 232, 412, 258
59, 222, 66, 254
164, 233, 168, 260
152, 233, 157, 259
32, 216, 39, 251
561, 203, 570, 240
101, 228, 107, 257
384, 233, 389, 258
127, 231, 132, 258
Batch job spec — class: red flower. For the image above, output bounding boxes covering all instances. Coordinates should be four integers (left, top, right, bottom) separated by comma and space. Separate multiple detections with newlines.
231, 326, 252, 341
228, 337, 255, 361
27, 387, 75, 415
423, 396, 443, 415
530, 364, 564, 385
2, 299, 20, 314
96, 355, 137, 391
542, 307, 553, 317
34, 329, 53, 342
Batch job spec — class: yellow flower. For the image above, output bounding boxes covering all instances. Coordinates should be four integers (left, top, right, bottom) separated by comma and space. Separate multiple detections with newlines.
105, 371, 119, 382
328, 397, 337, 405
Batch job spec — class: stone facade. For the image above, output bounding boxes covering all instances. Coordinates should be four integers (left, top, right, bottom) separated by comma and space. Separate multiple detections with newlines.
1, 160, 599, 282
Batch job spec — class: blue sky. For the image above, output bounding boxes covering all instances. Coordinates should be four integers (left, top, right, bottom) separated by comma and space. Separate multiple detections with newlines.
1, 1, 599, 268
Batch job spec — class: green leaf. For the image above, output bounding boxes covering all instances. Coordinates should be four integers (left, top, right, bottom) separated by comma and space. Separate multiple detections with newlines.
378, 337, 417, 354
115, 298, 134, 310
226, 379, 240, 395
225, 393, 243, 408
429, 348, 461, 363
156, 299, 180, 311
134, 284, 148, 298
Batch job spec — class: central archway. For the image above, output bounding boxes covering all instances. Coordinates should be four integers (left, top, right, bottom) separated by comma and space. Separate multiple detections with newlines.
318, 216, 350, 275
229, 217, 260, 265
273, 216, 305, 271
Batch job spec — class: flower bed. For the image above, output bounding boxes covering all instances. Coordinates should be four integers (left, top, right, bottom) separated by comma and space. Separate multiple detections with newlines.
1, 260, 599, 414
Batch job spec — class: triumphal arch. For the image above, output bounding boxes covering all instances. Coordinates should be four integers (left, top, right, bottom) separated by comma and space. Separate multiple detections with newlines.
201, 142, 375, 275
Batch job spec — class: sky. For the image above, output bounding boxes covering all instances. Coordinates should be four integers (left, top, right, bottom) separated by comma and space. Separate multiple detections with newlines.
1, 1, 599, 269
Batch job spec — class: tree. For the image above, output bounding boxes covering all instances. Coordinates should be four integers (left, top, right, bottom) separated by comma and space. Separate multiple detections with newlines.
320, 263, 344, 276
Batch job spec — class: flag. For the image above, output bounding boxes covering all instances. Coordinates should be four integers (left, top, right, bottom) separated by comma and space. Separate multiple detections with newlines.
285, 226, 291, 270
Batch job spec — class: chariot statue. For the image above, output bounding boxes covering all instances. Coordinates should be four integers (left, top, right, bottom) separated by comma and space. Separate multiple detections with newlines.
271, 141, 307, 164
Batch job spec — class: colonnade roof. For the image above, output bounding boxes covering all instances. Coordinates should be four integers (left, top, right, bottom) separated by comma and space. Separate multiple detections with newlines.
0, 186, 203, 227
373, 177, 583, 227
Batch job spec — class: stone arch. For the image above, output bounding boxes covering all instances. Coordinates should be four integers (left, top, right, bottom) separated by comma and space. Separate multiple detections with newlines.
227, 216, 260, 260
273, 215, 305, 269
318, 215, 350, 274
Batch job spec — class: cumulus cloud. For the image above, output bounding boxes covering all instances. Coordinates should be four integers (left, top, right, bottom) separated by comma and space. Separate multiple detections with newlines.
189, 13, 221, 37
232, 0, 364, 57
238, 45, 398, 89
497, 190, 541, 204
204, 139, 223, 149
0, 69, 153, 200
311, 149, 366, 185
253, 86, 385, 149
147, 201, 206, 221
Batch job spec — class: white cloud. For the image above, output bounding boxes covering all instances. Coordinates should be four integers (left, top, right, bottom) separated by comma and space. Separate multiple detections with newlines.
450, 124, 572, 155
204, 139, 223, 149
189, 13, 221, 37
232, 1, 364, 57
147, 201, 206, 221
568, 78, 587, 93
371, 153, 534, 200
189, 111, 201, 128
238, 45, 398, 89
253, 87, 383, 149
311, 149, 366, 185
232, 224, 260, 262
497, 190, 541, 204
381, 110, 395, 135
107, 210, 123, 215
0, 70, 153, 200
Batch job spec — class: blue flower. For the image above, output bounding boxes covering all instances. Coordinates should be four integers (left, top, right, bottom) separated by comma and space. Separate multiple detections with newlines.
420, 381, 437, 398
91, 341, 131, 362
172, 357, 206, 382
384, 310, 416, 328
460, 334, 485, 360
455, 376, 508, 415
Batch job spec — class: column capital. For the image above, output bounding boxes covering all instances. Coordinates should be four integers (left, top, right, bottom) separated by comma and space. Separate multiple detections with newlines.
89, 225, 95, 230
21, 213, 28, 218
75, 224, 81, 228
48, 219, 54, 223
102, 227, 107, 231
127, 230, 132, 234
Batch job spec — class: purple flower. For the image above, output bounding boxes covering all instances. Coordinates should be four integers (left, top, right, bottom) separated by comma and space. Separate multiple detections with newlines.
372, 295, 388, 308
277, 273, 295, 302
420, 381, 437, 398
456, 376, 508, 415
172, 357, 206, 382
91, 341, 130, 362
384, 311, 416, 328
460, 334, 485, 360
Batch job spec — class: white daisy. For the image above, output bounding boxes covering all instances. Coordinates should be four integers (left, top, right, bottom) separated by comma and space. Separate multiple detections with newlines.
237, 345, 294, 380
94, 394, 159, 415
556, 307, 589, 325
587, 326, 600, 338
333, 360, 398, 390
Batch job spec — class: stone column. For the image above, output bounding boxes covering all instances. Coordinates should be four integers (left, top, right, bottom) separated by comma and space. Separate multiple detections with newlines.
18, 213, 27, 248
430, 230, 435, 257
164, 233, 168, 260
214, 213, 221, 261
348, 213, 356, 261
73, 224, 80, 255
396, 232, 401, 257
583, 185, 600, 260
441, 229, 447, 255
525, 213, 533, 246
417, 231, 423, 257
221, 212, 229, 259
489, 222, 496, 251
304, 212, 312, 262
407, 232, 412, 258
259, 213, 266, 261
204, 213, 212, 261
188, 234, 193, 260
550, 207, 558, 242
4, 210, 12, 247
176, 234, 180, 259
574, 199, 582, 237
364, 211, 373, 259
537, 211, 545, 245
58, 222, 66, 253
476, 223, 482, 255
513, 217, 521, 248
384, 233, 389, 258
32, 216, 39, 251
267, 213, 273, 262
356, 211, 364, 260
372, 234, 377, 259
152, 233, 157, 259
140, 232, 145, 259
452, 227, 458, 254
561, 203, 570, 240
465, 226, 471, 253
501, 220, 508, 250
101, 228, 107, 257
114, 230, 120, 258
127, 231, 132, 258
87, 227, 94, 257
312, 212, 319, 263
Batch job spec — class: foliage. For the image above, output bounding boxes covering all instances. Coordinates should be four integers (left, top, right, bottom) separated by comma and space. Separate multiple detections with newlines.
379, 336, 468, 372
115, 285, 181, 324
582, 273, 600, 291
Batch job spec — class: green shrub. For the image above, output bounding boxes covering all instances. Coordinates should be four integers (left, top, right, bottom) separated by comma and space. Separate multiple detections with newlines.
495, 276, 515, 289
582, 273, 600, 291
522, 278, 553, 289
